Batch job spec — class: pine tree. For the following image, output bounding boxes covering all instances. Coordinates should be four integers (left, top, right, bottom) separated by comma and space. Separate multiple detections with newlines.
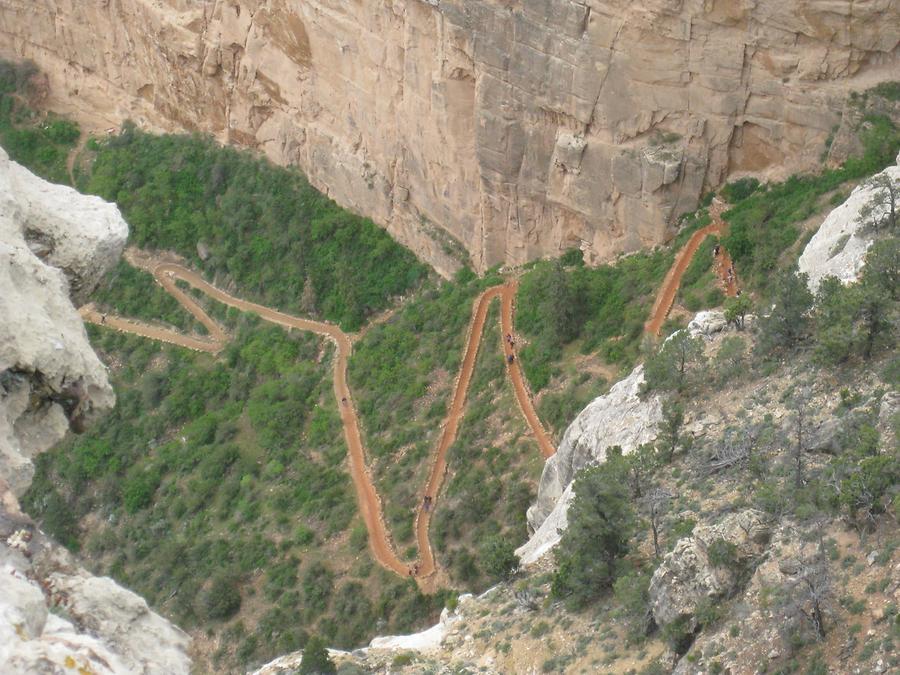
757, 268, 813, 354
552, 461, 634, 608
299, 635, 336, 675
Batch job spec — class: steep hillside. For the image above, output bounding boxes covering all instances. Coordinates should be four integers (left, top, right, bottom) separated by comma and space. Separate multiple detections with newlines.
1, 0, 897, 273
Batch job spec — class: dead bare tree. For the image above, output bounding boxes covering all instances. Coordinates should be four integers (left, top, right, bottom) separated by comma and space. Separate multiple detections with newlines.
781, 552, 833, 641
790, 388, 811, 490
856, 173, 898, 233
705, 422, 766, 475
642, 488, 673, 559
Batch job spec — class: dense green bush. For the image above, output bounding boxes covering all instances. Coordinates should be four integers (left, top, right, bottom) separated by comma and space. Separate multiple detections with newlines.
197, 575, 242, 621
479, 535, 519, 581
721, 177, 760, 204
299, 635, 336, 675
84, 128, 427, 330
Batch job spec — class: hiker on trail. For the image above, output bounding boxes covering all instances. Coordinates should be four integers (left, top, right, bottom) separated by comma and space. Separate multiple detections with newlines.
507, 353, 515, 364
423, 495, 432, 512
100, 313, 107, 325
713, 244, 720, 256
408, 567, 414, 577
341, 397, 347, 405
413, 563, 420, 575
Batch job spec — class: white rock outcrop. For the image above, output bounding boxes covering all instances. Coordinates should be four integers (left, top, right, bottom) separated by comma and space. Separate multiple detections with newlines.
0, 147, 190, 674
7, 156, 128, 304
687, 310, 728, 338
648, 509, 771, 630
250, 594, 474, 674
798, 151, 900, 294
519, 365, 662, 562
0, 147, 126, 496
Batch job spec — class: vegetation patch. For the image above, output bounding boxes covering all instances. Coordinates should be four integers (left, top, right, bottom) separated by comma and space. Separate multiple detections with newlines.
82, 126, 427, 331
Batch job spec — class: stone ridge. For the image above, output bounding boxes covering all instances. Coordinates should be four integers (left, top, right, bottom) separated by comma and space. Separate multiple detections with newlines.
0, 0, 896, 274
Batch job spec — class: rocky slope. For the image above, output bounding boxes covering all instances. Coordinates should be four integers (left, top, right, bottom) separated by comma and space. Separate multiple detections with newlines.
1, 1, 897, 274
0, 147, 190, 673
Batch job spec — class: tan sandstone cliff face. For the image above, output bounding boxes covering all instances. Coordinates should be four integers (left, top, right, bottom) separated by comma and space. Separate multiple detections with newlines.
1, 1, 897, 274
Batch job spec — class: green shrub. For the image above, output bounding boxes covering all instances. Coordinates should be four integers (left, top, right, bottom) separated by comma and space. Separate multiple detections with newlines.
479, 535, 519, 581
706, 538, 739, 568
299, 635, 336, 675
721, 177, 760, 203
197, 574, 242, 621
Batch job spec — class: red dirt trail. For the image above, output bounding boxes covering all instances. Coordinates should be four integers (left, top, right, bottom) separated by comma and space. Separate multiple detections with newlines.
80, 251, 557, 587
645, 198, 739, 335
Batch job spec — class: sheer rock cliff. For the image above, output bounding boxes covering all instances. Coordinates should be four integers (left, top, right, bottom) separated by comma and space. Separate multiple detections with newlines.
1, 0, 897, 274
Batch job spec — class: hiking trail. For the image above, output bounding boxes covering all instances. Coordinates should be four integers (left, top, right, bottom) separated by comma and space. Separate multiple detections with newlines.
81, 249, 556, 588
645, 198, 740, 335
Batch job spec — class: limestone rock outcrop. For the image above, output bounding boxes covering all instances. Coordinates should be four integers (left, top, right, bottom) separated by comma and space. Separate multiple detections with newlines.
518, 365, 661, 563
648, 509, 771, 631
526, 365, 662, 533
0, 147, 125, 496
250, 594, 474, 674
0, 148, 190, 673
798, 150, 900, 294
1, 493, 191, 674
1, 1, 897, 274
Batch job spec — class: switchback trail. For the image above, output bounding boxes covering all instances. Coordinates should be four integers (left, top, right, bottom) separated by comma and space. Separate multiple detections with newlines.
645, 198, 739, 335
81, 250, 557, 586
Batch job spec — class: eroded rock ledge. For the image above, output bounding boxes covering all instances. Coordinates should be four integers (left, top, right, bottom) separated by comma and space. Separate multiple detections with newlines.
0, 147, 190, 674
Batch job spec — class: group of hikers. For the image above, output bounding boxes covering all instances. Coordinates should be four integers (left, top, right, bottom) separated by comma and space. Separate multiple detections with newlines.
713, 244, 737, 286
505, 333, 516, 364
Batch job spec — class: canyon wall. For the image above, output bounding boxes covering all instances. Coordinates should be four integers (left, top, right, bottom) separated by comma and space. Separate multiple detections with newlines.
1, 1, 897, 274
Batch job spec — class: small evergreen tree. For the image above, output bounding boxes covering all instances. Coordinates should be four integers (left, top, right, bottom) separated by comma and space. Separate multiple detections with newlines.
552, 461, 634, 608
756, 268, 813, 354
855, 173, 898, 233
813, 276, 858, 364
656, 399, 686, 463
643, 331, 705, 393
479, 535, 519, 581
299, 635, 336, 675
723, 294, 752, 329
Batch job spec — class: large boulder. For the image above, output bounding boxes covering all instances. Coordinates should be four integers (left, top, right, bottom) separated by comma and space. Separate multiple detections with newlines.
0, 147, 125, 496
517, 365, 661, 564
798, 151, 900, 294
649, 509, 771, 631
